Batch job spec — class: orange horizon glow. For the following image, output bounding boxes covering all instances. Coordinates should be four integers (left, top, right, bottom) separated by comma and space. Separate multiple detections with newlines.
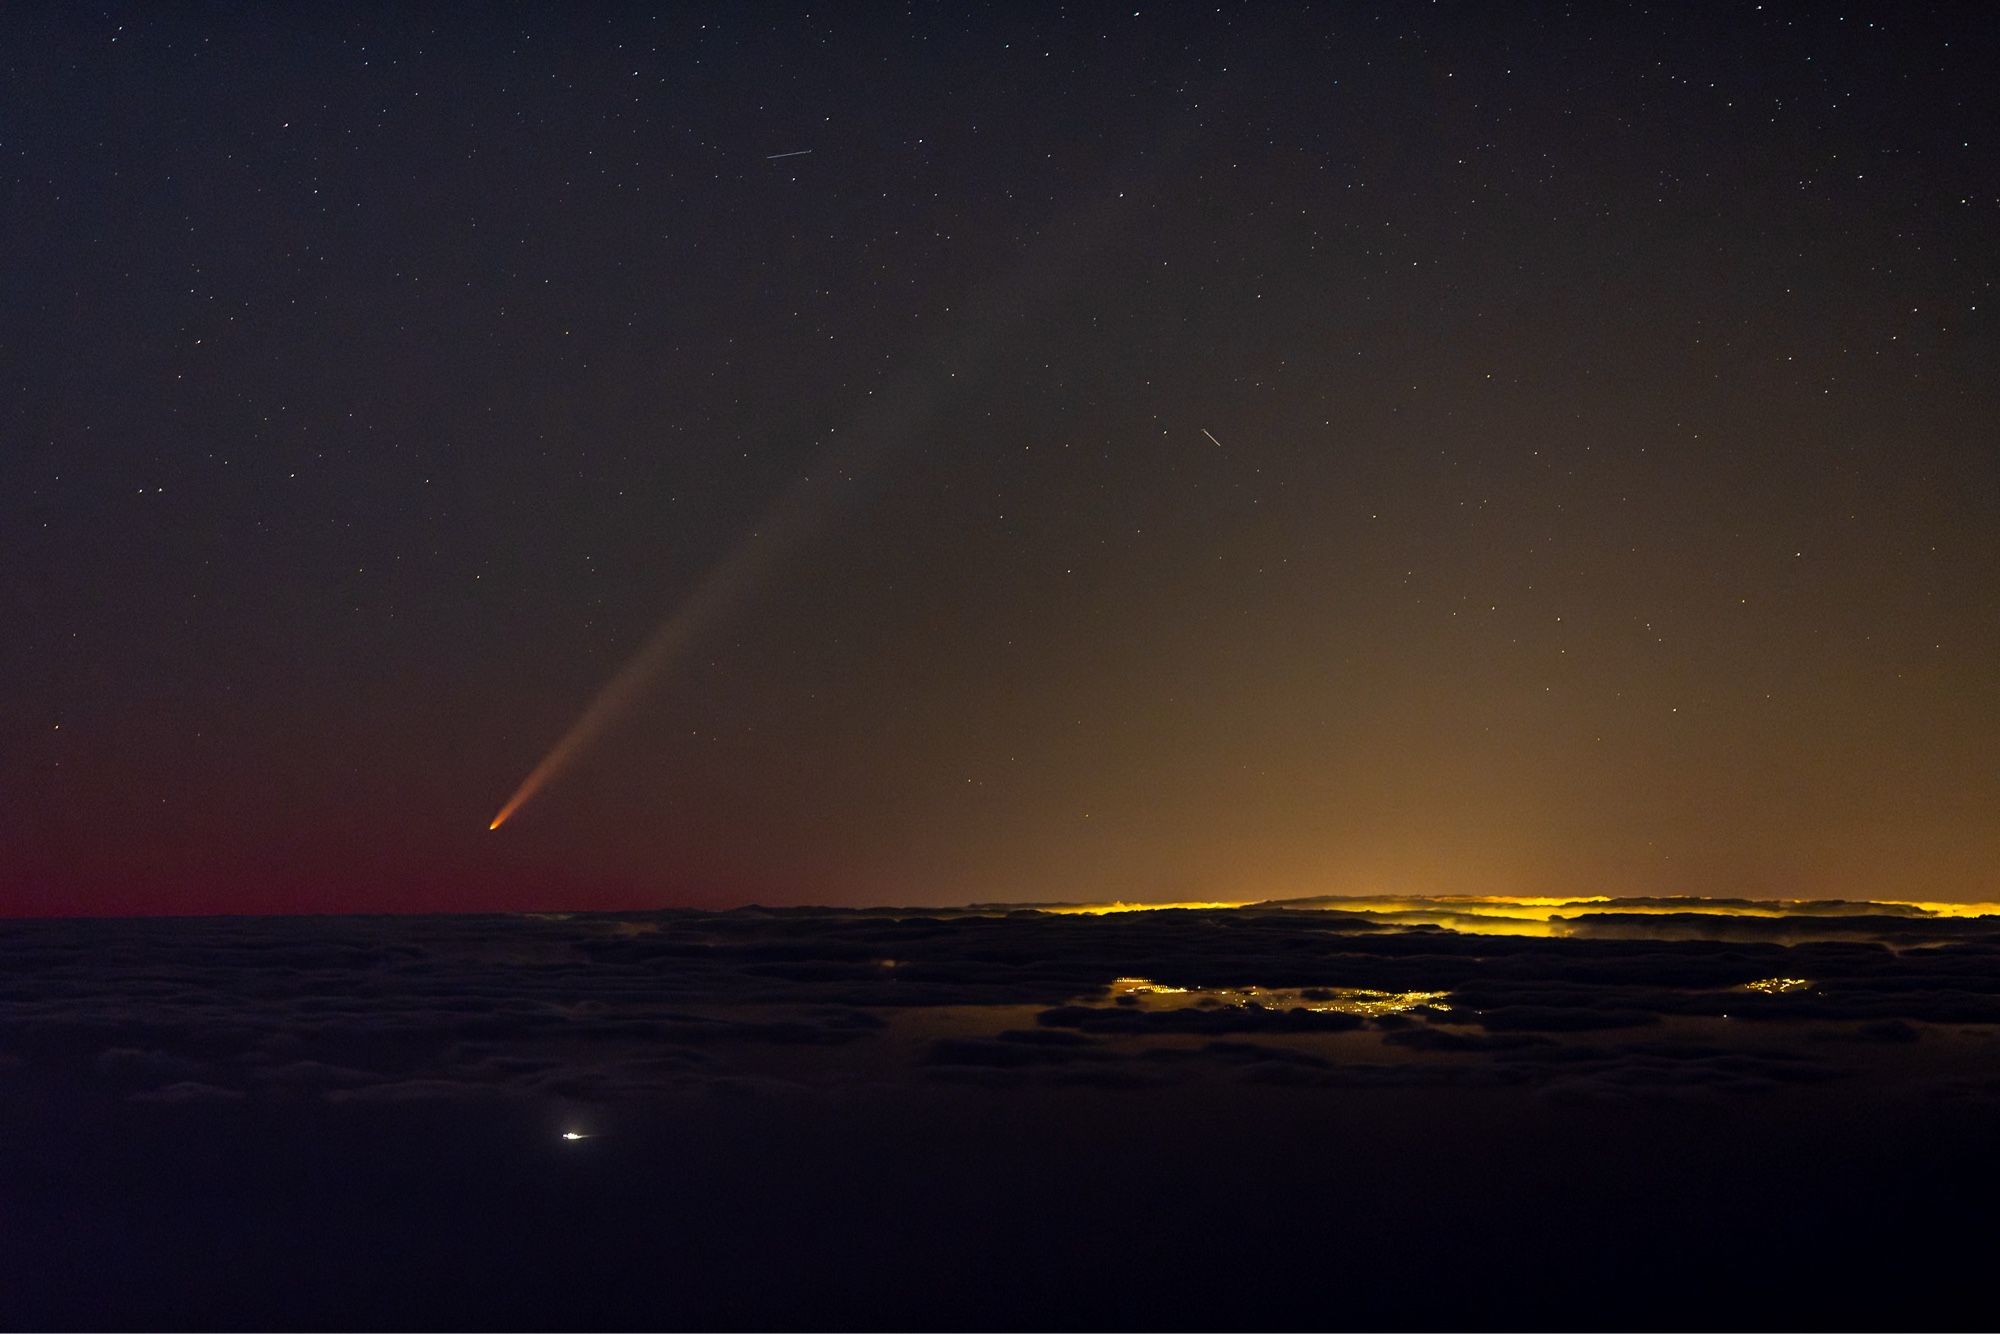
1027, 893, 2000, 937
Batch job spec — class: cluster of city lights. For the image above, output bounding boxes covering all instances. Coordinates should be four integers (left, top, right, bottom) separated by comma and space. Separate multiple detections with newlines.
1739, 977, 1814, 995
1106, 976, 1451, 1015
1029, 895, 2000, 938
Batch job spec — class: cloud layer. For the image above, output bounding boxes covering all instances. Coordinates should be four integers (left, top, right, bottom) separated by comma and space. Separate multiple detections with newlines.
2, 900, 1996, 1107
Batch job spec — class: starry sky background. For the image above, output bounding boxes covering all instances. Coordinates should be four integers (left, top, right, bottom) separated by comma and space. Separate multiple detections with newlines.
4, 3, 1995, 915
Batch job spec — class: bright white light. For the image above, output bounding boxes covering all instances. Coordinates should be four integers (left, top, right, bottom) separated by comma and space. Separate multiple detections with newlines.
561, 1131, 587, 1141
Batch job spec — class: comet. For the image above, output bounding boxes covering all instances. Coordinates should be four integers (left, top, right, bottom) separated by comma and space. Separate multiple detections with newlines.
485, 150, 1170, 832
486, 488, 826, 831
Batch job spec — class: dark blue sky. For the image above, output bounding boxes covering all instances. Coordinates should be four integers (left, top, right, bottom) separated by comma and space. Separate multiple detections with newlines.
5, 3, 1995, 913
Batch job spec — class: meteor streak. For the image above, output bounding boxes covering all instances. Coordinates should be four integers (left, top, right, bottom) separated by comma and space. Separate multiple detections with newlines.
1201, 428, 1222, 446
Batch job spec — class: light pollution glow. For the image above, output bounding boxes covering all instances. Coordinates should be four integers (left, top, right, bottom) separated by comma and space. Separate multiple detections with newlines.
1034, 894, 2000, 938
1038, 900, 1259, 915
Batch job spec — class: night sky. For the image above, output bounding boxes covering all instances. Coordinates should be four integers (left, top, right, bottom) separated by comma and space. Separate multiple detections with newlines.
6, 3, 1995, 916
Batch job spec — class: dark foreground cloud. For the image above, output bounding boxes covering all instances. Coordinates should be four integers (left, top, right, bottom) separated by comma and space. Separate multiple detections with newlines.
0, 902, 1994, 1108
2, 903, 1998, 1334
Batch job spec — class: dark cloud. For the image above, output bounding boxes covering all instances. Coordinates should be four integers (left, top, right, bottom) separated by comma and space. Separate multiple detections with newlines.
922, 1037, 1109, 1069
3, 903, 1999, 1334
0, 905, 1992, 1111
1036, 1004, 1369, 1036
131, 1080, 245, 1103
326, 1078, 521, 1104
94, 1046, 205, 1087
1454, 1005, 1664, 1033
1381, 1027, 1556, 1053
